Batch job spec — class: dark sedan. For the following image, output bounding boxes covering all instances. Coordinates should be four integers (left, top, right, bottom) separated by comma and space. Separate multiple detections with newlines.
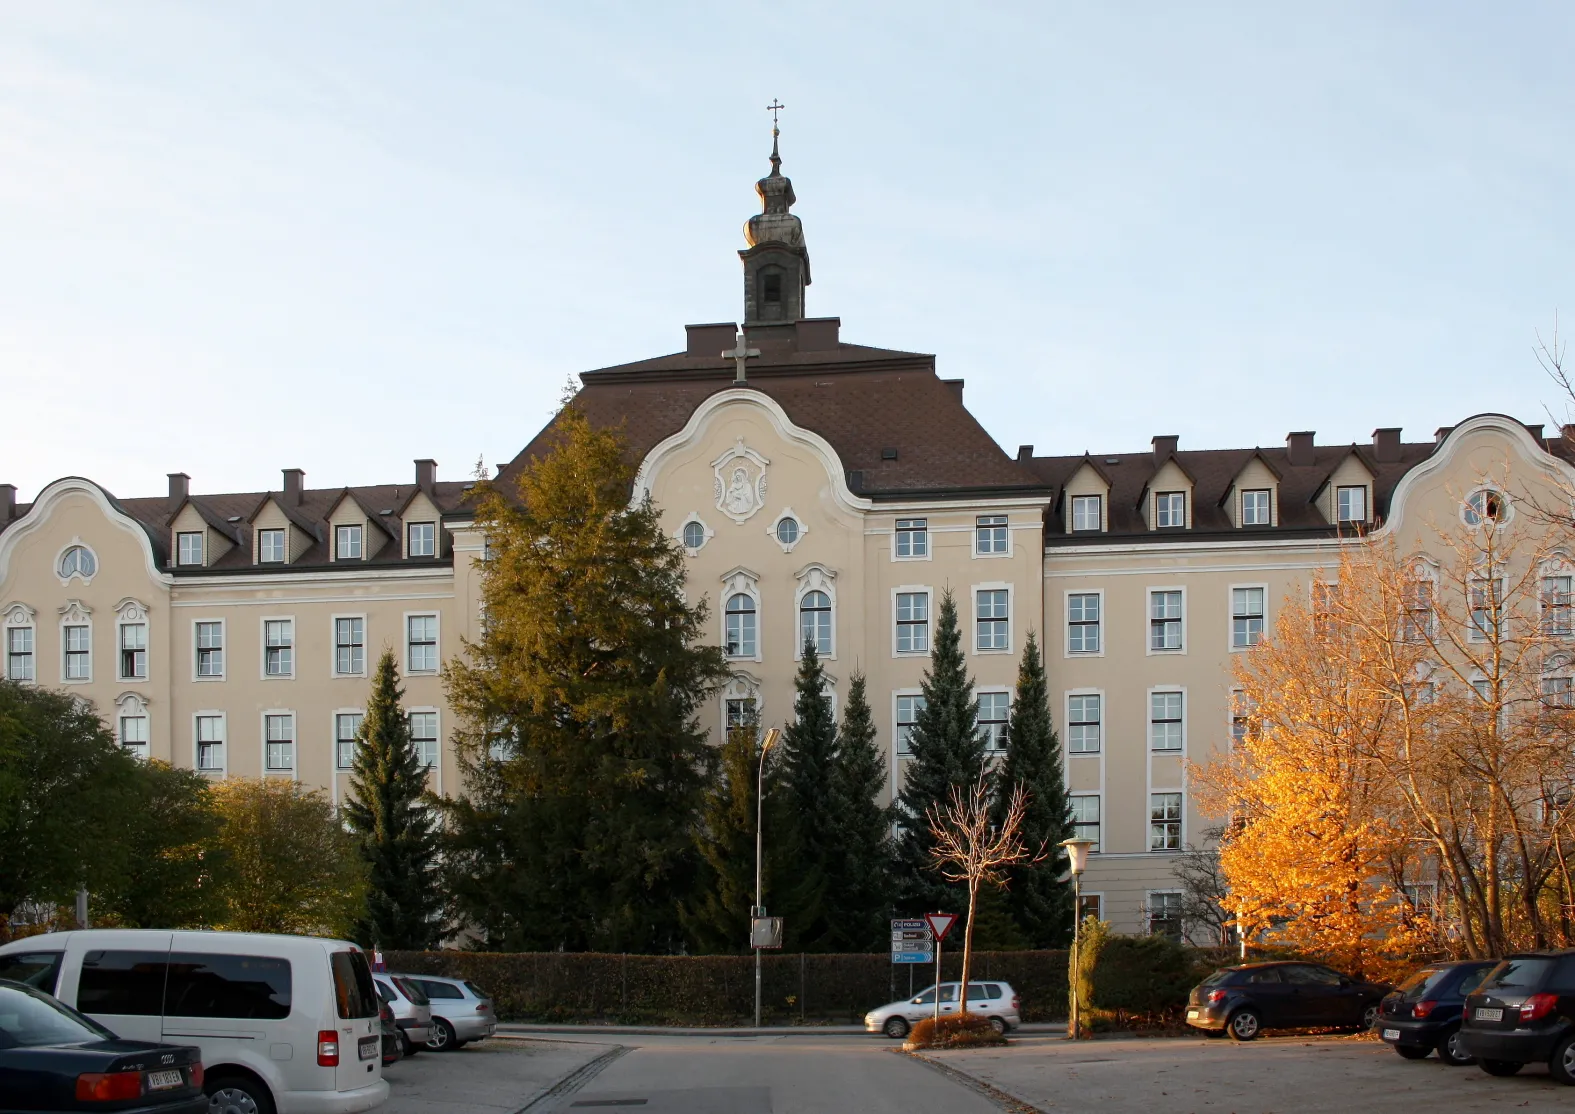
0, 978, 206, 1113
1459, 950, 1575, 1082
1377, 959, 1496, 1065
1185, 961, 1391, 1041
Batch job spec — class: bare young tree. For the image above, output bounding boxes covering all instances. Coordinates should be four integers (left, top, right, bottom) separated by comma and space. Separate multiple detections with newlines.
1172, 829, 1236, 947
927, 771, 1044, 1021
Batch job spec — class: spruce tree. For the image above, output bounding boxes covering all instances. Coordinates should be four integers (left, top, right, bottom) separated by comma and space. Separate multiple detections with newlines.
344, 649, 441, 949
824, 671, 895, 951
993, 630, 1075, 947
894, 589, 985, 915
777, 642, 838, 948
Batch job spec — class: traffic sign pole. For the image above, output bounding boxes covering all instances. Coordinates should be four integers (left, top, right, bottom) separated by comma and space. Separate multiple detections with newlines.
921, 913, 957, 1027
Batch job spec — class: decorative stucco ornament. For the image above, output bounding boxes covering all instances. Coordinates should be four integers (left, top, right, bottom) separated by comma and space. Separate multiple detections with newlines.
712, 440, 770, 524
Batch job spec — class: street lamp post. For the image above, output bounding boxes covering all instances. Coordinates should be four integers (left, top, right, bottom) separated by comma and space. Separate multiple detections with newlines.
754, 727, 781, 1029
1059, 838, 1095, 1040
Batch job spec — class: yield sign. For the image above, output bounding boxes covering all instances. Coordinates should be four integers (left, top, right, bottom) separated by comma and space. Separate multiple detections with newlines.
924, 912, 958, 942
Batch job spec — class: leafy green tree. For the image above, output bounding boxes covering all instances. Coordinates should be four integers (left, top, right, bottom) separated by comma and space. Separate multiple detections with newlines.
993, 630, 1074, 947
97, 762, 228, 929
777, 642, 839, 949
442, 404, 729, 951
345, 650, 442, 949
894, 589, 985, 915
823, 671, 895, 951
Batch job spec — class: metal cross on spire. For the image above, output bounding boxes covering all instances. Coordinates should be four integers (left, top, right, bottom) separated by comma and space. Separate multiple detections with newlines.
767, 99, 785, 127
722, 330, 761, 385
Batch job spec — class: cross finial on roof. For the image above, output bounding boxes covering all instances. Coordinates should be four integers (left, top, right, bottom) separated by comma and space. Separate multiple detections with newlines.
767, 99, 785, 126
722, 330, 761, 385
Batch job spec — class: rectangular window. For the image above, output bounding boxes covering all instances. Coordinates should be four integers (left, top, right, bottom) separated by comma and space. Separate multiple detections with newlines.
408, 522, 437, 558
196, 716, 224, 771
1150, 691, 1184, 751
1336, 485, 1367, 523
1402, 883, 1438, 917
1070, 795, 1100, 851
975, 515, 1008, 555
1241, 489, 1271, 526
1231, 587, 1265, 649
1544, 676, 1575, 709
1149, 792, 1183, 851
120, 714, 149, 756
1067, 694, 1101, 754
1470, 578, 1503, 643
119, 623, 147, 680
976, 589, 1009, 651
258, 529, 286, 564
1230, 691, 1253, 747
896, 592, 929, 653
195, 621, 224, 678
264, 620, 293, 677
1155, 491, 1185, 528
1149, 590, 1183, 651
335, 524, 363, 561
894, 518, 928, 558
409, 711, 438, 768
978, 692, 1009, 753
76, 951, 169, 1016
1403, 578, 1434, 642
336, 712, 363, 769
1546, 576, 1574, 637
725, 697, 757, 734
334, 617, 365, 675
896, 694, 924, 756
1067, 592, 1101, 653
265, 714, 294, 771
6, 627, 34, 682
177, 531, 204, 566
1071, 494, 1102, 533
407, 615, 438, 673
1147, 891, 1183, 941
165, 952, 291, 1020
1078, 893, 1103, 922
63, 624, 90, 680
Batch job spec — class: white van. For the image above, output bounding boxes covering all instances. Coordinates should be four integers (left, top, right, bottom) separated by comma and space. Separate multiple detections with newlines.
0, 929, 388, 1114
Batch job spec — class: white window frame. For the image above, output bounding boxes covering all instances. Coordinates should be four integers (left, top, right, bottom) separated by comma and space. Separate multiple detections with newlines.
1070, 494, 1102, 534
1077, 891, 1105, 923
60, 602, 93, 685
1149, 687, 1186, 754
407, 521, 438, 558
1468, 577, 1505, 644
1148, 792, 1185, 852
973, 514, 1011, 558
257, 527, 287, 564
335, 523, 364, 561
1069, 793, 1101, 852
766, 507, 808, 553
892, 586, 933, 657
192, 617, 225, 681
262, 710, 296, 777
408, 707, 441, 778
116, 693, 150, 758
56, 541, 99, 585
972, 582, 1013, 654
1336, 485, 1368, 524
1154, 491, 1186, 529
1462, 487, 1511, 528
1066, 689, 1103, 755
720, 569, 762, 663
1229, 583, 1268, 651
721, 672, 762, 741
893, 518, 931, 561
1065, 588, 1104, 657
1240, 488, 1272, 527
794, 565, 836, 660
893, 687, 925, 760
676, 513, 714, 556
4, 605, 37, 684
405, 611, 441, 675
1145, 889, 1185, 938
1542, 565, 1575, 638
333, 709, 364, 772
260, 615, 295, 680
977, 688, 1010, 754
1146, 586, 1186, 655
115, 600, 149, 683
176, 531, 205, 567
331, 613, 368, 677
194, 712, 226, 775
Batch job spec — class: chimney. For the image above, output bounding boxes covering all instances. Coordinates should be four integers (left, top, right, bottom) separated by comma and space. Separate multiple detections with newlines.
1017, 445, 1034, 462
1152, 435, 1178, 465
1286, 431, 1315, 467
1372, 428, 1401, 463
685, 322, 739, 358
167, 472, 189, 512
283, 468, 305, 505
0, 484, 14, 525
795, 317, 841, 352
942, 378, 964, 401
414, 459, 436, 494
1525, 423, 1545, 445
1435, 426, 1454, 446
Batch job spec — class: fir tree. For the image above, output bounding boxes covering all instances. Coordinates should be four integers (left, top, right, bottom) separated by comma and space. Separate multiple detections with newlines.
823, 671, 895, 951
894, 589, 985, 915
777, 642, 838, 949
344, 650, 441, 949
993, 630, 1075, 947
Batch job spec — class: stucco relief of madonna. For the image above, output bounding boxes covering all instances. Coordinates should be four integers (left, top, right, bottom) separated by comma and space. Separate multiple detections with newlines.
712, 441, 770, 523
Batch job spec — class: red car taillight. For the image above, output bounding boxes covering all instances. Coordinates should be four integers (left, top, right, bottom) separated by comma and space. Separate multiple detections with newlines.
1520, 993, 1558, 1022
190, 1063, 204, 1089
1206, 989, 1228, 1006
476, 1002, 490, 1012
1011, 995, 1020, 1010
75, 1072, 144, 1102
317, 1030, 341, 1067
1412, 999, 1436, 1019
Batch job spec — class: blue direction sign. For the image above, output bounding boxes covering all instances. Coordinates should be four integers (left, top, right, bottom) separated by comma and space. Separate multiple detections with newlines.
890, 918, 933, 964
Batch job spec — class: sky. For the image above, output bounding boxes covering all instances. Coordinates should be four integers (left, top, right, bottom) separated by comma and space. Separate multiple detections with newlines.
3, 2, 1574, 501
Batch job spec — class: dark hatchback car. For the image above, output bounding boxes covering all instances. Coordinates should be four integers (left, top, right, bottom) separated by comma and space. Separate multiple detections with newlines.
1460, 950, 1575, 1082
1185, 961, 1392, 1041
0, 978, 207, 1113
1377, 960, 1497, 1065
378, 1001, 403, 1068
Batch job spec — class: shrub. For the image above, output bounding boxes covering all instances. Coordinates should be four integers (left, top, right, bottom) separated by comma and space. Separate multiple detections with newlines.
1090, 933, 1198, 1024
904, 1013, 1007, 1050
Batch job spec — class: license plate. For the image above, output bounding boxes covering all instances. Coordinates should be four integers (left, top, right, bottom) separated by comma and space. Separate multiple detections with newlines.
1475, 1007, 1503, 1022
1186, 1009, 1199, 1019
359, 1036, 379, 1060
146, 1070, 184, 1091
1382, 1028, 1401, 1040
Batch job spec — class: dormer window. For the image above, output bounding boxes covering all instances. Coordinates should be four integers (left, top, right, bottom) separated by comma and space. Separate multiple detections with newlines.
1242, 490, 1271, 526
1336, 486, 1367, 524
258, 529, 286, 564
336, 525, 363, 561
408, 522, 436, 558
1072, 495, 1102, 533
176, 532, 204, 567
1155, 492, 1186, 528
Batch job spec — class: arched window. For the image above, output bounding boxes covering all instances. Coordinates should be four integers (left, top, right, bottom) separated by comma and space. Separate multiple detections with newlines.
776, 517, 800, 546
725, 593, 757, 658
58, 545, 97, 580
1465, 488, 1509, 527
800, 590, 832, 655
683, 520, 706, 550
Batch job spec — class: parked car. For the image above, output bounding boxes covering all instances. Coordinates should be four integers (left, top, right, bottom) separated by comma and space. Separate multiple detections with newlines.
0, 977, 208, 1113
1377, 959, 1497, 1065
0, 930, 388, 1114
1185, 961, 1391, 1041
392, 974, 497, 1051
373, 974, 433, 1056
378, 1001, 403, 1067
1460, 950, 1575, 1082
864, 981, 1021, 1039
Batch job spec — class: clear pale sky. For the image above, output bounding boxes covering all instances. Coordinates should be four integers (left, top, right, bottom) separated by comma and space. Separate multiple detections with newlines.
4, 2, 1573, 501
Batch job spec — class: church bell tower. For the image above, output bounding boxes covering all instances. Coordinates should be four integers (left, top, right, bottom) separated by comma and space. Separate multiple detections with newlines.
740, 115, 811, 326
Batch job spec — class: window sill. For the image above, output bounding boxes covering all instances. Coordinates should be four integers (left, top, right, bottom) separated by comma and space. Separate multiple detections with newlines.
973, 648, 1013, 655
971, 551, 1012, 559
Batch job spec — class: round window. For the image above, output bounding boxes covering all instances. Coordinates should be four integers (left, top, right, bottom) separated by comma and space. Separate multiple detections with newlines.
1464, 489, 1508, 526
776, 517, 800, 546
682, 521, 706, 550
58, 545, 97, 580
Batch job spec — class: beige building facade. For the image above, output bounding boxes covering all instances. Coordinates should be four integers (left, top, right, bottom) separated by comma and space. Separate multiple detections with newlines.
3, 141, 1570, 936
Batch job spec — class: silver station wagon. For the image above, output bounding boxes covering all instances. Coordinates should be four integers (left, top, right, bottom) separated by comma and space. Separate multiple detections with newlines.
865, 981, 1021, 1039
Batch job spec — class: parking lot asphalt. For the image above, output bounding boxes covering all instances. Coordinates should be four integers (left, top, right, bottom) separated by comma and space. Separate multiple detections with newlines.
380, 1036, 607, 1114
928, 1032, 1575, 1114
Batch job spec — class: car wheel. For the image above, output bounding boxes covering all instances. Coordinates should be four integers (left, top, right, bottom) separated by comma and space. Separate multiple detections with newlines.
1437, 1026, 1474, 1066
1227, 1008, 1262, 1041
206, 1075, 276, 1114
1479, 1058, 1523, 1077
1551, 1033, 1575, 1085
427, 1017, 457, 1051
987, 1016, 1007, 1036
1361, 1003, 1380, 1030
1394, 1044, 1430, 1060
883, 1016, 910, 1039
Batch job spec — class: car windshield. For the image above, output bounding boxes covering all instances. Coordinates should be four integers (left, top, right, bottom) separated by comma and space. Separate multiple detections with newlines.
1201, 969, 1238, 987
0, 983, 114, 1049
463, 981, 487, 1000
1480, 958, 1555, 992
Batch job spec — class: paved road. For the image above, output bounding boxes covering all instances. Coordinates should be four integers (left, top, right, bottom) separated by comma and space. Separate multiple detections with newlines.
380, 1038, 607, 1114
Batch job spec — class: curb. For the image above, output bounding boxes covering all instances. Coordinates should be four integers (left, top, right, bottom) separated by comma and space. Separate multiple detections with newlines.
494, 1022, 1067, 1039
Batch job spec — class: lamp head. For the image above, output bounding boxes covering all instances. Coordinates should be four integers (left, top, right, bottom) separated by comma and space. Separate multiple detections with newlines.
1059, 837, 1095, 876
761, 727, 781, 754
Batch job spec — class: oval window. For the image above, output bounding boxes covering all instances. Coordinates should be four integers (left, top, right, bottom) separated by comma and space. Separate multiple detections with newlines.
58, 545, 97, 580
776, 517, 800, 546
682, 521, 706, 550
1464, 489, 1507, 526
